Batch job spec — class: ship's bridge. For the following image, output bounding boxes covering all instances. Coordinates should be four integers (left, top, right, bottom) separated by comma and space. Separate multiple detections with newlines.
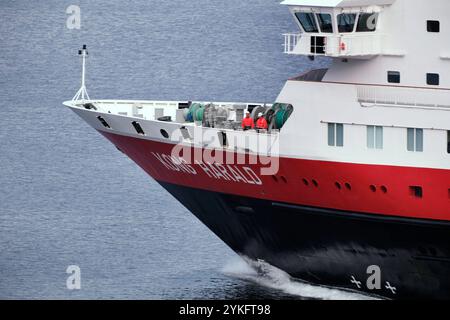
282, 0, 395, 58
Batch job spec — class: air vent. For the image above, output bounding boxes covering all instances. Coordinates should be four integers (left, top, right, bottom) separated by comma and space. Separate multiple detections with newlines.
97, 116, 110, 128
132, 121, 145, 135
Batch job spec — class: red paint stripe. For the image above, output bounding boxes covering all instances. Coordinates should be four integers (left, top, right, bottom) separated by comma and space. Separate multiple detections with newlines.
101, 131, 450, 222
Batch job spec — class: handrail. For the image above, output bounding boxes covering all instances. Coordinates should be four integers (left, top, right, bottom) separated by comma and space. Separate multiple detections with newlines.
357, 85, 450, 109
283, 33, 383, 57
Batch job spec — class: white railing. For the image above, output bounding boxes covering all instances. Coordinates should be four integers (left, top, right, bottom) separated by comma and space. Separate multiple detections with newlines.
357, 85, 450, 109
283, 33, 301, 54
283, 33, 383, 57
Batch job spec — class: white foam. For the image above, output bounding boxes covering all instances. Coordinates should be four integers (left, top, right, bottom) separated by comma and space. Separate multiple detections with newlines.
222, 256, 378, 300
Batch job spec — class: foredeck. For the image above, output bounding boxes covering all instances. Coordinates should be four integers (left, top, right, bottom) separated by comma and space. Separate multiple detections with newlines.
65, 100, 267, 121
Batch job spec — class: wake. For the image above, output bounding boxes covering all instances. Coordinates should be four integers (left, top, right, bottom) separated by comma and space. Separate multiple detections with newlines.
222, 256, 378, 300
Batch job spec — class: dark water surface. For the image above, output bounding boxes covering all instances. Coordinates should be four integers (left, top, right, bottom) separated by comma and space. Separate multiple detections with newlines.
0, 0, 338, 299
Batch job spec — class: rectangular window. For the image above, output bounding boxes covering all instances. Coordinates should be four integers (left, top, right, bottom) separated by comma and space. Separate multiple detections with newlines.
388, 71, 400, 83
356, 13, 379, 32
367, 126, 383, 149
447, 131, 450, 154
427, 73, 439, 86
427, 20, 440, 32
407, 128, 423, 152
337, 13, 357, 33
316, 13, 333, 33
328, 123, 344, 147
311, 36, 326, 54
295, 12, 319, 33
409, 186, 423, 199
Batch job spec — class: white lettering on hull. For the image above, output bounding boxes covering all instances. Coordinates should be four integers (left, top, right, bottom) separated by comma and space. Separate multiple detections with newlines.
151, 152, 262, 186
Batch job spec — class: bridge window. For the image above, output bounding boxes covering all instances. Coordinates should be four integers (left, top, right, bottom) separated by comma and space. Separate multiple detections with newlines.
426, 73, 440, 86
328, 123, 344, 147
317, 13, 333, 33
427, 20, 440, 33
387, 71, 401, 84
407, 128, 423, 152
356, 13, 378, 32
367, 126, 383, 149
337, 13, 357, 33
295, 12, 319, 33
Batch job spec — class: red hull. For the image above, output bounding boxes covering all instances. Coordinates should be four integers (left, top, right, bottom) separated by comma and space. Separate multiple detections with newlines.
101, 131, 450, 222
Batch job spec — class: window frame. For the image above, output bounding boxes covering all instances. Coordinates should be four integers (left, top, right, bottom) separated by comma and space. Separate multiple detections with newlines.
295, 12, 319, 33
427, 20, 440, 33
409, 186, 423, 198
328, 123, 344, 147
356, 13, 379, 32
387, 71, 401, 84
426, 73, 440, 86
407, 128, 424, 152
316, 13, 334, 33
367, 126, 383, 149
447, 131, 450, 154
337, 13, 358, 33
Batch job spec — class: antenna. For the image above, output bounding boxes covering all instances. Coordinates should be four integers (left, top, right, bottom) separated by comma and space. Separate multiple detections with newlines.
72, 45, 91, 101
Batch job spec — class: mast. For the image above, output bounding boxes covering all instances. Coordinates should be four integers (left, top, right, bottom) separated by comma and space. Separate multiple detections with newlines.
72, 45, 90, 102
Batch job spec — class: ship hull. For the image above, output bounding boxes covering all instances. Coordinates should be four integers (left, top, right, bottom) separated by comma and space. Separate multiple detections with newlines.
93, 129, 450, 299
159, 181, 450, 300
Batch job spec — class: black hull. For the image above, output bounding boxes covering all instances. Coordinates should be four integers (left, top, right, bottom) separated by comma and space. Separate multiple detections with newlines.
159, 181, 450, 300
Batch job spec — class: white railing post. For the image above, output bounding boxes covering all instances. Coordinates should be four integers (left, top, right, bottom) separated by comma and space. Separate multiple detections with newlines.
283, 33, 302, 54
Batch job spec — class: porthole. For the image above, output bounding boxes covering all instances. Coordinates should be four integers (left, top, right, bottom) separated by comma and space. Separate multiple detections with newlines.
380, 186, 388, 194
160, 129, 169, 139
345, 183, 352, 191
312, 179, 319, 187
302, 178, 309, 186
335, 182, 342, 190
370, 185, 377, 193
